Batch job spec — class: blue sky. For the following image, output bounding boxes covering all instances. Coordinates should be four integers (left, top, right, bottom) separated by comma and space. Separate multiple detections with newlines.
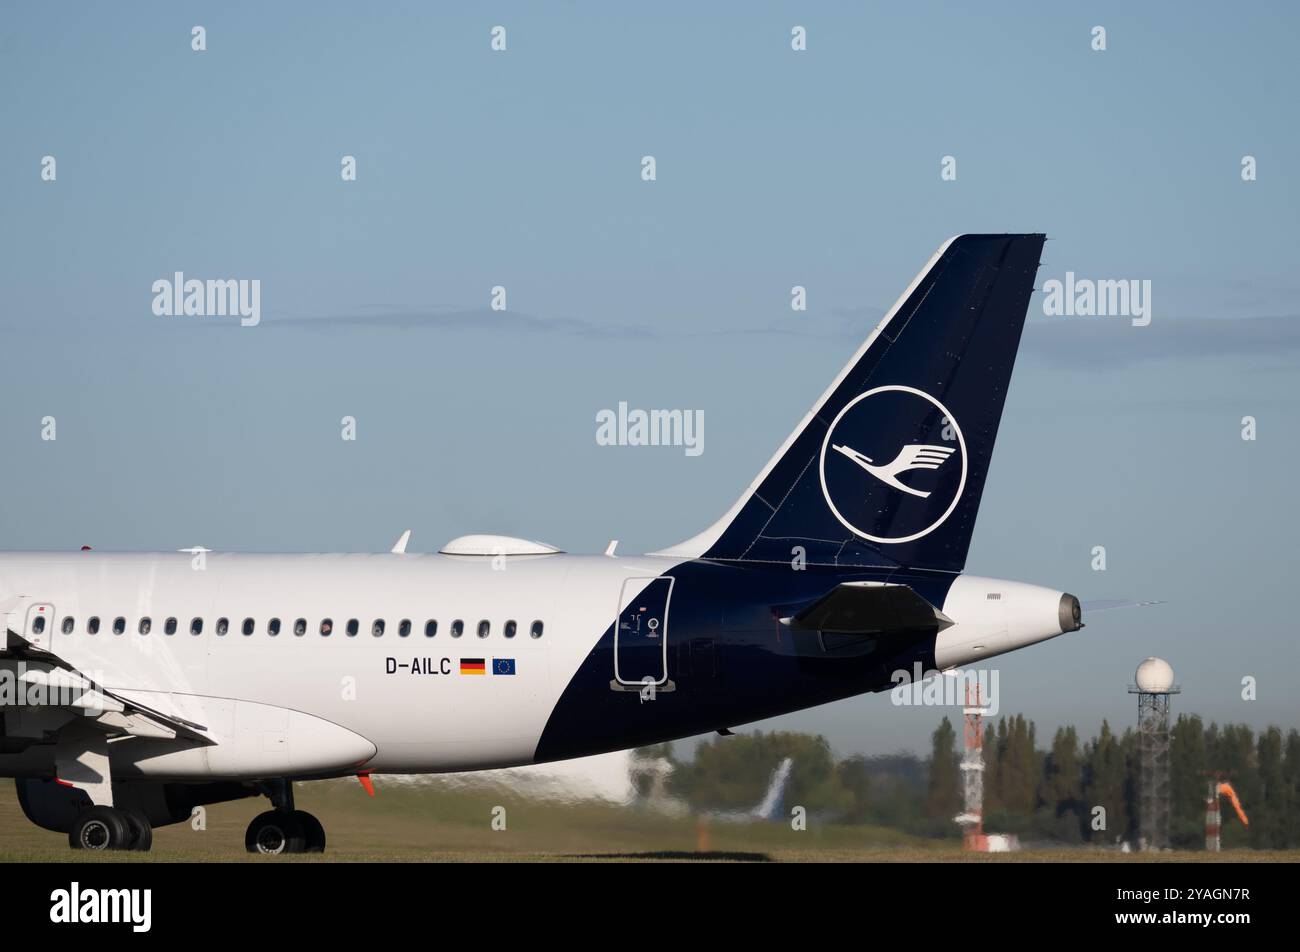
2, 3, 1297, 754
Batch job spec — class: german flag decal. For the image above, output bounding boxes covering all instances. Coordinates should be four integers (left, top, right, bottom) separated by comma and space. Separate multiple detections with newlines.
460, 658, 486, 675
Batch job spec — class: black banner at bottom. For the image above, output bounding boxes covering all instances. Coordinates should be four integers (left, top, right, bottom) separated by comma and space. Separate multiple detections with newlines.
8, 858, 1286, 939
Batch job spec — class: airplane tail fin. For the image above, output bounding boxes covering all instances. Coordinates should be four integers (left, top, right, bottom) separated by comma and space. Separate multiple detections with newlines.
752, 757, 794, 821
655, 234, 1045, 573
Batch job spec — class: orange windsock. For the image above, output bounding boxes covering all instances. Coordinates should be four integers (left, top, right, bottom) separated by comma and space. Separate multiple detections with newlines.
1216, 782, 1249, 826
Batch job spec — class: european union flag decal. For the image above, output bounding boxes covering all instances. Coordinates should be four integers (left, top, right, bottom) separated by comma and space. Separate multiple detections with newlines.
493, 658, 516, 676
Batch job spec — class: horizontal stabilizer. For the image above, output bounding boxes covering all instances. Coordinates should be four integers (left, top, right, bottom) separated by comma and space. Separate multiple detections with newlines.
785, 582, 953, 634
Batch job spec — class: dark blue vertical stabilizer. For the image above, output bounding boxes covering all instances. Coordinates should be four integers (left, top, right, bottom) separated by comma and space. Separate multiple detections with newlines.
664, 234, 1044, 573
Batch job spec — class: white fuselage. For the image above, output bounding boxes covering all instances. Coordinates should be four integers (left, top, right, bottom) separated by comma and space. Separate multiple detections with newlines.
0, 550, 688, 778
0, 550, 1073, 785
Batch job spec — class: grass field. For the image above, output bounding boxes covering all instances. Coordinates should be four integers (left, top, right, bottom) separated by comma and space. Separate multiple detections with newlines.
1, 779, 1294, 863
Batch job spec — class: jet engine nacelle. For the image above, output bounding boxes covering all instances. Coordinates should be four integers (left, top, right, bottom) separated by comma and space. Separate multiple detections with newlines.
15, 777, 256, 833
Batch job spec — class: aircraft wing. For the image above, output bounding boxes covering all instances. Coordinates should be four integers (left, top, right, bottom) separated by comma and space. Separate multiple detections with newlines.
3, 619, 374, 806
0, 656, 212, 744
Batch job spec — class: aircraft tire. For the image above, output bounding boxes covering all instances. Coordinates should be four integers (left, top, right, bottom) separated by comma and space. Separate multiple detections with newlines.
294, 810, 326, 853
69, 806, 132, 851
245, 809, 307, 854
123, 809, 154, 851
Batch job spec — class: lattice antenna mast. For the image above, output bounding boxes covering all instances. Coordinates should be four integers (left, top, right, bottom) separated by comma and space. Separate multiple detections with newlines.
1128, 658, 1180, 851
955, 682, 987, 851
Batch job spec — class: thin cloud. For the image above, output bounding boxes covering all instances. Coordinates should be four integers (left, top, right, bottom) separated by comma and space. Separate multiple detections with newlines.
259, 305, 1300, 369
265, 307, 653, 339
1021, 315, 1300, 368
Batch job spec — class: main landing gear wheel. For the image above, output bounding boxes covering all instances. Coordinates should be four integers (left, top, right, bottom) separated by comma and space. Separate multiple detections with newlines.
245, 809, 309, 855
123, 809, 154, 852
69, 806, 132, 851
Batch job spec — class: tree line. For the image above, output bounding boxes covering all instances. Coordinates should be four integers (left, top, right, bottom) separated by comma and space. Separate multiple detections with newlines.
639, 715, 1299, 848
928, 713, 1298, 848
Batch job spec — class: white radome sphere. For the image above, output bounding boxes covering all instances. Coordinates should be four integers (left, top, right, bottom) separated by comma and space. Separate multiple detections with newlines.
1135, 657, 1175, 693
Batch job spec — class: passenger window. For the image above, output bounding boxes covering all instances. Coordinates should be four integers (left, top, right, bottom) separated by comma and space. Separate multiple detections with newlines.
268, 617, 281, 637
138, 617, 152, 635
346, 619, 359, 637
504, 620, 517, 639
450, 619, 463, 638
191, 617, 203, 635
216, 617, 229, 636
88, 616, 100, 635
477, 620, 490, 638
320, 618, 333, 637
242, 617, 255, 636
530, 620, 544, 639
61, 616, 75, 635
113, 616, 126, 635
399, 619, 411, 638
424, 620, 437, 638
372, 619, 385, 637
165, 617, 177, 635
294, 618, 307, 636
32, 616, 46, 635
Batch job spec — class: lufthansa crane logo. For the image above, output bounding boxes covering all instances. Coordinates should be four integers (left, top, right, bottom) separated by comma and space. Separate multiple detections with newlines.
829, 443, 956, 498
818, 385, 967, 544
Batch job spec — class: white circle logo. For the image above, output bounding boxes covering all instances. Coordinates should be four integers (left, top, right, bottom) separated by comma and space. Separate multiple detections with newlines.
818, 385, 967, 544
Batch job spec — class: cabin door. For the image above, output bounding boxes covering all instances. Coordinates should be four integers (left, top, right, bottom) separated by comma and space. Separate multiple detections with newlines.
613, 577, 673, 689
